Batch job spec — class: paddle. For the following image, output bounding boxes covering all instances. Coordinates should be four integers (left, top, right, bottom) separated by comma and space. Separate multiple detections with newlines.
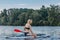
14, 29, 23, 32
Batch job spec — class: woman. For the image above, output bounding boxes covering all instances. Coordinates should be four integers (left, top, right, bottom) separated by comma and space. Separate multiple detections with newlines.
24, 19, 36, 38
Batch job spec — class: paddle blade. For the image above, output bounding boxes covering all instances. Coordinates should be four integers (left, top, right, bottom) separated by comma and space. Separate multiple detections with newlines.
14, 29, 22, 32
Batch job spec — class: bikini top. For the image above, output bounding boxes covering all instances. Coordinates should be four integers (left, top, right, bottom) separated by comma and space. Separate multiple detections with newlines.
24, 27, 30, 30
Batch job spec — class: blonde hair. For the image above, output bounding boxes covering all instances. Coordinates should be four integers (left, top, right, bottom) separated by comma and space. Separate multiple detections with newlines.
27, 19, 32, 23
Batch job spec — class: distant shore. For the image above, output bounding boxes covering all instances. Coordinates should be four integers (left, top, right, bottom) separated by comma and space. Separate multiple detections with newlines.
0, 5, 60, 26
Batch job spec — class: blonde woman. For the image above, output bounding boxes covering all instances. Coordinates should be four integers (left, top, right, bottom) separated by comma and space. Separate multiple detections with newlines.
24, 19, 36, 38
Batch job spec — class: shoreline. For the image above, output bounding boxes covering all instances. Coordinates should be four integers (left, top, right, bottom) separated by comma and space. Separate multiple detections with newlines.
0, 26, 60, 27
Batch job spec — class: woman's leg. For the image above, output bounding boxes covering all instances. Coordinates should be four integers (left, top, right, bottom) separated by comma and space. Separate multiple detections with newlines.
24, 32, 29, 36
28, 33, 37, 38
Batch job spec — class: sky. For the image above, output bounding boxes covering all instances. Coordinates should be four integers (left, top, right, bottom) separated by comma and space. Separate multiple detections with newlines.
0, 0, 60, 11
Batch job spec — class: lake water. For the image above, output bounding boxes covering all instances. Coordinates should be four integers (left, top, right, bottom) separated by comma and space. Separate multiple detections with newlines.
0, 26, 60, 40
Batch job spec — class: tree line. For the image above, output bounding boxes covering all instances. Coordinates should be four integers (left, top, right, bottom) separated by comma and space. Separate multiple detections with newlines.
0, 5, 60, 26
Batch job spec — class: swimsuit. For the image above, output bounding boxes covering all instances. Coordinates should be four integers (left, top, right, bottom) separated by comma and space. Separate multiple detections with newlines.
24, 27, 30, 36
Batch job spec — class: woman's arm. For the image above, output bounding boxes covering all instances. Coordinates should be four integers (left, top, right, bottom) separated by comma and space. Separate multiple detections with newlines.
30, 26, 37, 38
29, 26, 34, 34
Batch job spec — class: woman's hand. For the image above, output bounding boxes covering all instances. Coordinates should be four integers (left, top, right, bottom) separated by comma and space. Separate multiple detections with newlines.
32, 33, 37, 38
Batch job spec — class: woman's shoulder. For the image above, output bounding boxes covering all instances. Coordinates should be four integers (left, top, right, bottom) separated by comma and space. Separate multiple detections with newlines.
25, 23, 31, 27
25, 23, 29, 25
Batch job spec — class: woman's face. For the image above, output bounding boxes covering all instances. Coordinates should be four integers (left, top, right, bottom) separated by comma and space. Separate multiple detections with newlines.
30, 20, 32, 24
27, 19, 32, 24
